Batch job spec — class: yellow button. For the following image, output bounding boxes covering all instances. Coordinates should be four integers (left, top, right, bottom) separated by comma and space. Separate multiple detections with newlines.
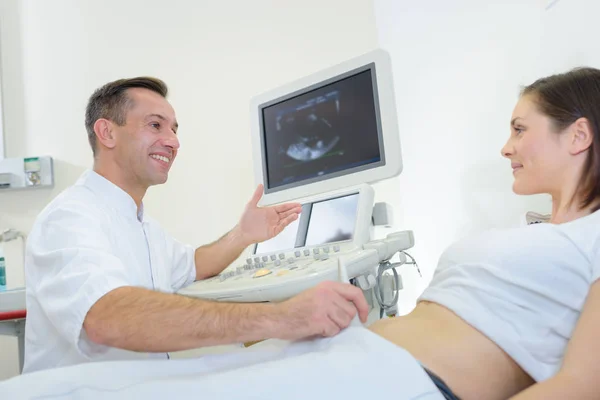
253, 268, 272, 278
276, 270, 290, 277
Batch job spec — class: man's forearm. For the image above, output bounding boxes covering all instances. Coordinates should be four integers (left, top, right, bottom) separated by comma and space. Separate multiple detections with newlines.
84, 286, 281, 352
194, 225, 249, 280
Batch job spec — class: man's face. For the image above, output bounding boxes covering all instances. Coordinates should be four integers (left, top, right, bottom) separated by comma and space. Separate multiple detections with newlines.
112, 88, 180, 188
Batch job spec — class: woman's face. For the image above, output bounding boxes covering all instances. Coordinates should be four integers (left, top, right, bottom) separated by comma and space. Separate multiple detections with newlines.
501, 95, 572, 196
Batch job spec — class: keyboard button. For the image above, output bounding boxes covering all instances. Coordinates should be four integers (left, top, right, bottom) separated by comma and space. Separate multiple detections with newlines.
253, 268, 272, 278
220, 271, 234, 281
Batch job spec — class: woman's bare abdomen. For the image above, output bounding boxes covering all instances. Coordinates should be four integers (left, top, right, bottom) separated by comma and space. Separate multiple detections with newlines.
368, 301, 534, 400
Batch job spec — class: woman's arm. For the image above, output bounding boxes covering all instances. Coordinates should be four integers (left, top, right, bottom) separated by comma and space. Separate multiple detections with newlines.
509, 280, 600, 399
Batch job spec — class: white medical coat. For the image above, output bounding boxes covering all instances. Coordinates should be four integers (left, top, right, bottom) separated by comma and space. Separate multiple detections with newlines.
22, 170, 197, 373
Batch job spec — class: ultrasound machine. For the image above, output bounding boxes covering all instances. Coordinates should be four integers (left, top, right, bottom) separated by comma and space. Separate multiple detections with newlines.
179, 49, 416, 320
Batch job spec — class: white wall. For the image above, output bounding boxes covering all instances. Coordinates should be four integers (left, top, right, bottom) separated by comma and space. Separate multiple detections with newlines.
0, 0, 378, 380
375, 0, 600, 313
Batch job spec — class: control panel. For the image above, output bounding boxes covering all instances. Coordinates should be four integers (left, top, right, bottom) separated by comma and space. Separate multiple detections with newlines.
179, 231, 414, 303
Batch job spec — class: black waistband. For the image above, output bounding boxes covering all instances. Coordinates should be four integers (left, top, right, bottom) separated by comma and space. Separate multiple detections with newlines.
423, 367, 462, 400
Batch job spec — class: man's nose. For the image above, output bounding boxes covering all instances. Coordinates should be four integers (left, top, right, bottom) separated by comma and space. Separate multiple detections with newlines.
164, 131, 180, 150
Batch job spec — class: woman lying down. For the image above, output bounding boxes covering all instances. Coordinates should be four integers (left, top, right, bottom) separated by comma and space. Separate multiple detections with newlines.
367, 66, 600, 400
3, 67, 600, 400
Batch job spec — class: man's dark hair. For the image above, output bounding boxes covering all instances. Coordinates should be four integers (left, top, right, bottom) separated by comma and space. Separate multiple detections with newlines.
84, 77, 168, 156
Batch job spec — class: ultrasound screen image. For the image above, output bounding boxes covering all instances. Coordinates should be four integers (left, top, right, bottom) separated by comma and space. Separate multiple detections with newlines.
261, 69, 381, 190
304, 194, 359, 246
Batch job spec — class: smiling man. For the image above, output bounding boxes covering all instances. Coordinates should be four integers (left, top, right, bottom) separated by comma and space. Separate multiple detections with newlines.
22, 77, 368, 373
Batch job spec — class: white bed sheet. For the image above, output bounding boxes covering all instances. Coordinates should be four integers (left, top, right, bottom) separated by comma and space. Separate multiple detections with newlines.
0, 327, 445, 400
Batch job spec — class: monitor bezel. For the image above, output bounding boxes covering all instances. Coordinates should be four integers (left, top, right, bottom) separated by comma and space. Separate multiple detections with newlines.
250, 49, 402, 206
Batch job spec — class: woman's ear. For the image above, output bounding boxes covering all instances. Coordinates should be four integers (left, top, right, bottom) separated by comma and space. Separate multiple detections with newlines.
94, 119, 117, 150
570, 117, 594, 155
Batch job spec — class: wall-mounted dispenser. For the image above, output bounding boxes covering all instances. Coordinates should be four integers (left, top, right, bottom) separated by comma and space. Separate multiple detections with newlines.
0, 156, 54, 191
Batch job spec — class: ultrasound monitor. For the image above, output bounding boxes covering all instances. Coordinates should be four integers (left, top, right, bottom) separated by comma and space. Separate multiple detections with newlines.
250, 49, 402, 205
304, 194, 359, 247
262, 72, 380, 191
252, 185, 374, 256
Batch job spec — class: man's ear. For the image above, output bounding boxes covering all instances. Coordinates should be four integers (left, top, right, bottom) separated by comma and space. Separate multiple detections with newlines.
94, 119, 117, 149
